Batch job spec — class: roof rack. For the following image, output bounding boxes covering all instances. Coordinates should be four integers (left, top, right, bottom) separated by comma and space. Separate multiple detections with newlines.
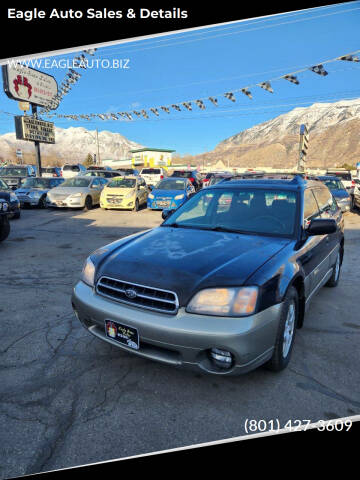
222, 172, 321, 182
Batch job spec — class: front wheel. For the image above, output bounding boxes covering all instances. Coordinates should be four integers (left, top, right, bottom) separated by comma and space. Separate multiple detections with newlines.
264, 286, 298, 372
38, 196, 47, 209
133, 199, 139, 212
350, 195, 357, 211
325, 250, 341, 287
84, 196, 93, 211
0, 216, 10, 242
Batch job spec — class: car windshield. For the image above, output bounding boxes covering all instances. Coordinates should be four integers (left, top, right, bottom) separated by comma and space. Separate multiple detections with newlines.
163, 187, 298, 236
156, 179, 186, 190
323, 179, 345, 190
61, 178, 91, 188
107, 178, 136, 188
21, 178, 52, 188
0, 167, 27, 176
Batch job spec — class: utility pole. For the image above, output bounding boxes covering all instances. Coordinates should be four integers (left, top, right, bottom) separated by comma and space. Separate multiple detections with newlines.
31, 104, 42, 177
96, 129, 100, 165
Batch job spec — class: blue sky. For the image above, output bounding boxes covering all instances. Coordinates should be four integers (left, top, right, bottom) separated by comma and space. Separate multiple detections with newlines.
1, 2, 360, 156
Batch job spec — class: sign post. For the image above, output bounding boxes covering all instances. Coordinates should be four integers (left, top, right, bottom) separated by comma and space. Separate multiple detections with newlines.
298, 124, 309, 173
2, 63, 58, 177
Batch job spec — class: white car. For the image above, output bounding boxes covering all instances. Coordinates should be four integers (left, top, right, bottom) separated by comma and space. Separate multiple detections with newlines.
139, 167, 167, 186
61, 164, 87, 178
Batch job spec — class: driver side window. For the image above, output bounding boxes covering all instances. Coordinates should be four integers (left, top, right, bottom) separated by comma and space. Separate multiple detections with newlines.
303, 189, 320, 226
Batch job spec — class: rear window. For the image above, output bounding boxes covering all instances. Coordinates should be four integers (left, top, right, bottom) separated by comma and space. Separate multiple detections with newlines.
171, 171, 192, 178
141, 168, 161, 174
330, 172, 351, 181
42, 167, 56, 173
63, 165, 80, 172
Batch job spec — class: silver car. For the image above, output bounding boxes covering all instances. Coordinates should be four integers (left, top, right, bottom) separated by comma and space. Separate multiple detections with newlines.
15, 177, 64, 208
46, 176, 108, 210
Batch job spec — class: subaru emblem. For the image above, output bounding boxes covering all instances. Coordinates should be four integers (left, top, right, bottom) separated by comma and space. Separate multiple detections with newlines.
125, 288, 137, 299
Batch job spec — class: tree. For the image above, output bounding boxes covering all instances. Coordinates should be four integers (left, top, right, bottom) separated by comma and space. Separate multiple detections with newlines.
83, 153, 93, 168
341, 163, 356, 171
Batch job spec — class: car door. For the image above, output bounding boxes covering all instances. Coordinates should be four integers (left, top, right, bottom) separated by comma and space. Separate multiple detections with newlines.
312, 186, 341, 272
298, 188, 330, 298
354, 182, 360, 208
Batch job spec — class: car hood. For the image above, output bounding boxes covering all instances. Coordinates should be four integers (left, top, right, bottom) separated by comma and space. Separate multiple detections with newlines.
151, 189, 185, 197
96, 227, 291, 306
0, 191, 11, 200
102, 187, 135, 195
16, 187, 49, 194
48, 186, 90, 195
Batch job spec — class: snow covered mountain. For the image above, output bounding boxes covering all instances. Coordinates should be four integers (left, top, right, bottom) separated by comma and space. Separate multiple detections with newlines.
198, 98, 360, 168
0, 126, 143, 164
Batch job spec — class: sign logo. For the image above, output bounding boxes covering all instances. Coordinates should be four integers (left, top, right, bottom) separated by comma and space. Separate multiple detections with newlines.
125, 288, 137, 299
106, 321, 117, 339
2, 64, 58, 108
13, 75, 32, 99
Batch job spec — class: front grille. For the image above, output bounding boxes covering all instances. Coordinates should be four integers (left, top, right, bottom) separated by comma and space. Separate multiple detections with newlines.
96, 276, 179, 314
106, 195, 124, 203
51, 193, 68, 200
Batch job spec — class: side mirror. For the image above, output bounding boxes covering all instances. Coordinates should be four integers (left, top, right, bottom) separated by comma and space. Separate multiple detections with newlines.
162, 209, 175, 220
307, 218, 337, 235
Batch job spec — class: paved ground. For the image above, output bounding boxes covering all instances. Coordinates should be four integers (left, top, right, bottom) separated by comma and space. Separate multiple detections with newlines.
1, 206, 360, 478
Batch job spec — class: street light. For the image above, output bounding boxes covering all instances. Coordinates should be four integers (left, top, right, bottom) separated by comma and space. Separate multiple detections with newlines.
84, 129, 101, 165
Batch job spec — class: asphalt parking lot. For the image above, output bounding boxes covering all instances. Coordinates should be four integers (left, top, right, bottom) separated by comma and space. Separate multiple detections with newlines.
1, 206, 360, 478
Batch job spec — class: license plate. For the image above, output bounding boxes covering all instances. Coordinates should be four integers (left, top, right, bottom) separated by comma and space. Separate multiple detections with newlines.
56, 201, 65, 206
105, 320, 139, 350
158, 201, 170, 207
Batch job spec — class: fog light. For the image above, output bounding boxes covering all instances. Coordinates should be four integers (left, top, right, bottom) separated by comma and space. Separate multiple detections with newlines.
209, 348, 234, 369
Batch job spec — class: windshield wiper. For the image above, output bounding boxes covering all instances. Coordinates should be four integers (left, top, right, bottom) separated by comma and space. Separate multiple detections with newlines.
206, 225, 248, 234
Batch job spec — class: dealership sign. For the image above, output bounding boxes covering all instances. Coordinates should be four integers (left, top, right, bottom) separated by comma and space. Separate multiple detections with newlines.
2, 63, 58, 108
14, 116, 55, 144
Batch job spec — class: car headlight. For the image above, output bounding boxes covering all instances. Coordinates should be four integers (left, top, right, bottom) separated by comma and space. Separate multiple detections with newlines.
186, 287, 258, 316
125, 190, 135, 199
81, 257, 95, 287
0, 202, 9, 212
148, 193, 154, 199
174, 194, 184, 200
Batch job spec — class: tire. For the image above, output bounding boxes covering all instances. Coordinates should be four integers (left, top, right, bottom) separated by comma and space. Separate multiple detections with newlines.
325, 250, 341, 288
350, 195, 357, 211
38, 196, 46, 209
133, 198, 139, 212
0, 216, 10, 242
264, 286, 298, 372
12, 210, 21, 219
84, 196, 92, 211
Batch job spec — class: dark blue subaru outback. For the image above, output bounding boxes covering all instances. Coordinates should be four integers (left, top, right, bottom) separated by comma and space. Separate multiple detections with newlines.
72, 175, 344, 375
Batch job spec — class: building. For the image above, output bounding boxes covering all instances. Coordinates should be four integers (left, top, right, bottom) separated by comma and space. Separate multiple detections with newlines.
130, 148, 175, 169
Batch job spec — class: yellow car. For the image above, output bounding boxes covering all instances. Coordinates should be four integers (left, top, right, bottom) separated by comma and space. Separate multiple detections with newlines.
100, 176, 149, 211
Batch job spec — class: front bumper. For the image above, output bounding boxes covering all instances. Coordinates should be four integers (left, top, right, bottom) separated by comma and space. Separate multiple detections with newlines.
72, 281, 282, 375
46, 195, 85, 208
100, 197, 135, 210
339, 202, 350, 212
147, 198, 183, 210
